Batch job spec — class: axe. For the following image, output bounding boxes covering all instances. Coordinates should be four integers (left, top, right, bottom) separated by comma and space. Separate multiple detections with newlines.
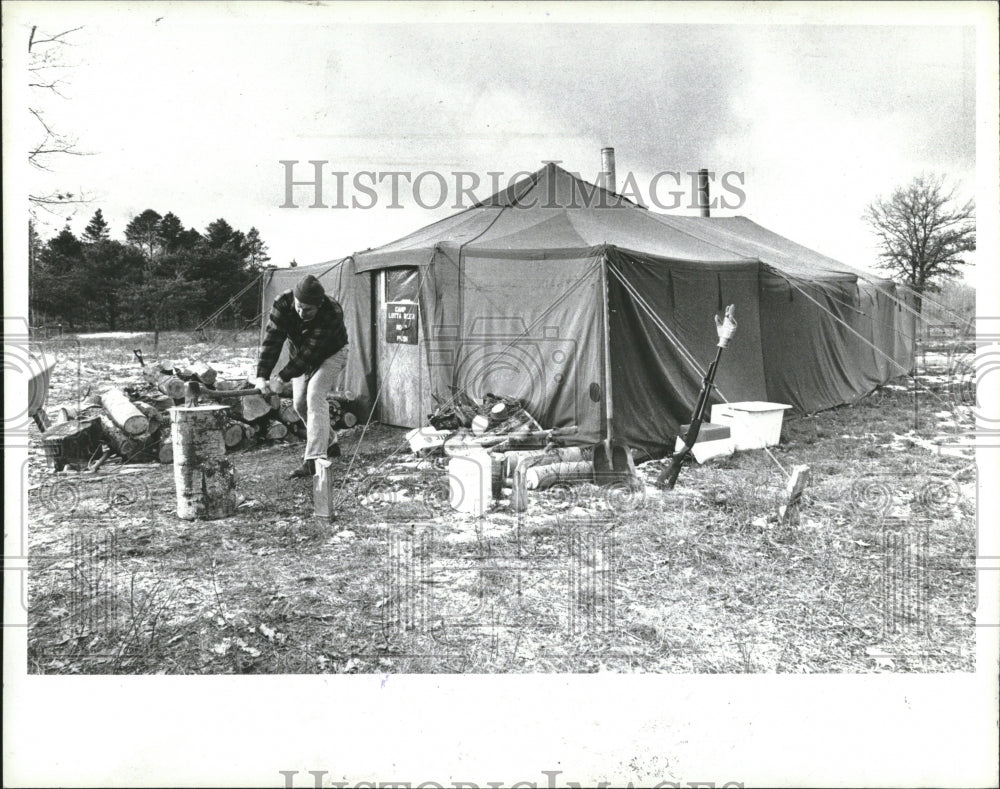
183, 381, 265, 407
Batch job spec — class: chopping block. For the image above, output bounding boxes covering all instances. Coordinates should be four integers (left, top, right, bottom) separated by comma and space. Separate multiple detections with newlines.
169, 404, 236, 520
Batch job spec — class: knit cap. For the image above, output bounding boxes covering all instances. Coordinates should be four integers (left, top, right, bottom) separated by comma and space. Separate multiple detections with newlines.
293, 274, 325, 306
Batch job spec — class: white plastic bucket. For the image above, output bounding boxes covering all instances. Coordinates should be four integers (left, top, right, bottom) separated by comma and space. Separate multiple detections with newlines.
448, 449, 492, 516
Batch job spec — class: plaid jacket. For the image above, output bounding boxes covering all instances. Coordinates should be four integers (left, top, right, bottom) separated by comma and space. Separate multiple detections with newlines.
256, 290, 348, 381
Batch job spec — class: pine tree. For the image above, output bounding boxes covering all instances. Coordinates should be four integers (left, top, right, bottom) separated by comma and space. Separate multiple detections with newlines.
204, 218, 236, 249
124, 209, 163, 261
245, 226, 271, 269
83, 209, 110, 242
157, 212, 185, 253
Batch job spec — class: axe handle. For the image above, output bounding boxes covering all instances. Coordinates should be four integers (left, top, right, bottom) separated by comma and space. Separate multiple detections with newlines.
184, 382, 265, 407
201, 388, 265, 399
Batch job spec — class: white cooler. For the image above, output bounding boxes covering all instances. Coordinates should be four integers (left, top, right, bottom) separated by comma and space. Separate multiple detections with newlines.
674, 422, 735, 463
710, 401, 792, 450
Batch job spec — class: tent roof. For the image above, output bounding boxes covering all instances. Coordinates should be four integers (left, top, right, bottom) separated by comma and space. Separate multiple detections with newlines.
333, 163, 872, 281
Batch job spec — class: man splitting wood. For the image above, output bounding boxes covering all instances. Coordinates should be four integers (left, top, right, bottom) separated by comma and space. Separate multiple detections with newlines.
255, 274, 349, 479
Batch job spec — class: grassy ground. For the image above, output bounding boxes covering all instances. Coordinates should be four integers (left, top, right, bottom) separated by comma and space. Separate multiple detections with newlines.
25, 332, 977, 673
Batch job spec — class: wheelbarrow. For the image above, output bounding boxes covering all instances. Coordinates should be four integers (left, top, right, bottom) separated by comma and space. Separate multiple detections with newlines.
27, 351, 58, 431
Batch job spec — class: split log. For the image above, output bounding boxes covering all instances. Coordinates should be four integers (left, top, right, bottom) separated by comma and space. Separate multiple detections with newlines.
327, 389, 356, 403
157, 374, 187, 400
263, 419, 289, 440
213, 379, 242, 391
229, 393, 277, 422
100, 389, 149, 435
188, 361, 218, 386
525, 460, 595, 491
502, 447, 587, 480
170, 405, 236, 520
313, 458, 334, 519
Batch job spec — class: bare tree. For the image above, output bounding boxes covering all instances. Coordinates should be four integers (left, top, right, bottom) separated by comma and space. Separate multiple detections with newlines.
864, 174, 976, 304
28, 24, 90, 215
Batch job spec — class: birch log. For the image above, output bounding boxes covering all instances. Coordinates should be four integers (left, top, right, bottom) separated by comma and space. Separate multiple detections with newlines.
502, 447, 586, 480
525, 461, 595, 490
100, 389, 149, 435
170, 405, 236, 520
99, 414, 139, 459
134, 401, 163, 432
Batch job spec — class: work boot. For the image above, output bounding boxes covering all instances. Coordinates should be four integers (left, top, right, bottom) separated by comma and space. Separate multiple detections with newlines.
288, 459, 315, 479
327, 443, 341, 459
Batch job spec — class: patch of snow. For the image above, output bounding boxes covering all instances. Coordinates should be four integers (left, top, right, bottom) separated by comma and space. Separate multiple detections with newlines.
74, 331, 148, 339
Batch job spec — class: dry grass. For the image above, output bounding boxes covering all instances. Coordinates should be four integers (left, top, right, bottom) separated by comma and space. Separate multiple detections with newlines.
25, 332, 977, 673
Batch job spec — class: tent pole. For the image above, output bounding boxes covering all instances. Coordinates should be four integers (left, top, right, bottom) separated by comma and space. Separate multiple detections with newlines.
599, 251, 614, 462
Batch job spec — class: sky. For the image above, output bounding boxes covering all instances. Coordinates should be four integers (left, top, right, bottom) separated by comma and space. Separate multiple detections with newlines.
6, 1, 994, 289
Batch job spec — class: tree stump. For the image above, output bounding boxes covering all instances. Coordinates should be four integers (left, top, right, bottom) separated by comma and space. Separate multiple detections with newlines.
170, 405, 236, 520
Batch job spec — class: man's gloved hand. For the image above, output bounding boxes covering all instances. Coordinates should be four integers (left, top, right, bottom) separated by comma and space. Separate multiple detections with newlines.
254, 377, 271, 396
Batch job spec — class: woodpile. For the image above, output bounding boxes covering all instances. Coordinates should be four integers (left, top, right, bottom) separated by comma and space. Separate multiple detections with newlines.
412, 387, 607, 512
38, 359, 363, 472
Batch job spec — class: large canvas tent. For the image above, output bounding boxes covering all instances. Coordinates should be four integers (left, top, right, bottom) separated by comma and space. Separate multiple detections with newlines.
261, 163, 916, 455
